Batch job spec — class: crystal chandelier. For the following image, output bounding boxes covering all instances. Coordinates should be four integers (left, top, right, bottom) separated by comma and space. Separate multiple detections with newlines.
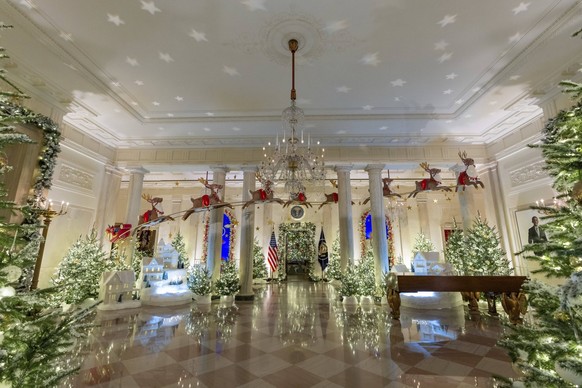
259, 39, 325, 198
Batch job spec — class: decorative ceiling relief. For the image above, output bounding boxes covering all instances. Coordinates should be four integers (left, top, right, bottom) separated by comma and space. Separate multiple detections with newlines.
227, 6, 359, 65
58, 165, 94, 191
509, 161, 548, 187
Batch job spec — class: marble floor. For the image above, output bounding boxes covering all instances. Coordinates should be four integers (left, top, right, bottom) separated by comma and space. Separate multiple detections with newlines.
64, 280, 519, 388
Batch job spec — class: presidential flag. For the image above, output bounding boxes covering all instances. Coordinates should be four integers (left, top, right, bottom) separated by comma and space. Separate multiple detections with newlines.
267, 230, 279, 273
318, 229, 329, 271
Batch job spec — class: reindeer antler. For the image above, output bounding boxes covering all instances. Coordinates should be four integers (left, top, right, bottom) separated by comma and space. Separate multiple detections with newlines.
419, 162, 430, 172
142, 193, 153, 203
329, 179, 338, 188
458, 150, 468, 160
198, 177, 208, 186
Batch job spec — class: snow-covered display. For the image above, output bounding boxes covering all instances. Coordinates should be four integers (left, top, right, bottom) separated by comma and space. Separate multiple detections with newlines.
139, 241, 193, 306
157, 239, 181, 269
97, 270, 141, 311
412, 252, 441, 275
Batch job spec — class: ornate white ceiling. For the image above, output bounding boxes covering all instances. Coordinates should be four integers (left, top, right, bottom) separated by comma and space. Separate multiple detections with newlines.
1, 0, 582, 151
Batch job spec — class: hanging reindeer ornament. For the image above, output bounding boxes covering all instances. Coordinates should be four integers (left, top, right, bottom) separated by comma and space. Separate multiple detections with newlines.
134, 194, 175, 233
182, 178, 232, 220
408, 162, 452, 198
362, 177, 402, 204
242, 172, 284, 209
283, 191, 312, 208
319, 179, 353, 209
451, 151, 485, 192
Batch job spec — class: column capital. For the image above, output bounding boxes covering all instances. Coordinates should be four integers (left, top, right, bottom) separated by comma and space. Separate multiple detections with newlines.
365, 164, 386, 173
105, 164, 124, 177
211, 165, 229, 174
334, 164, 353, 173
241, 165, 258, 173
126, 166, 149, 175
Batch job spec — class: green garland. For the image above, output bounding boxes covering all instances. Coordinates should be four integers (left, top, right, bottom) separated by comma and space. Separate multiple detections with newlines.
0, 100, 61, 196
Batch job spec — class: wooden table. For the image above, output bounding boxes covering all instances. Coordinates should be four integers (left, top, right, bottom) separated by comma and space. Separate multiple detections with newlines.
387, 274, 528, 324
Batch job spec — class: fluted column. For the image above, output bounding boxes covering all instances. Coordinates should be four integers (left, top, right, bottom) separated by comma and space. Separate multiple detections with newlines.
365, 164, 389, 285
207, 167, 228, 281
125, 167, 148, 226
95, 164, 123, 244
335, 165, 355, 271
237, 167, 256, 300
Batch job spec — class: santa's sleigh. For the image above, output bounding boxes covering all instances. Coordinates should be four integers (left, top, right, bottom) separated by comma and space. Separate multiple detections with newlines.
105, 223, 132, 243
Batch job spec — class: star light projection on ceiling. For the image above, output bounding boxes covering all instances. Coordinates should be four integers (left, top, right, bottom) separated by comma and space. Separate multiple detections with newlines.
5, 0, 566, 149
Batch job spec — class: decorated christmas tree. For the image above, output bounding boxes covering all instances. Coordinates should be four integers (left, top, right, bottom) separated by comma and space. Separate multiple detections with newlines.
214, 259, 240, 296
252, 239, 267, 279
443, 221, 465, 275
326, 231, 342, 281
412, 231, 435, 253
497, 81, 582, 387
52, 229, 129, 305
463, 215, 510, 276
339, 266, 360, 298
171, 231, 188, 268
0, 25, 91, 386
357, 246, 376, 297
188, 264, 213, 296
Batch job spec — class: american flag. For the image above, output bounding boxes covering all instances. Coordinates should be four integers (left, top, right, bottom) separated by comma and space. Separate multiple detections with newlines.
267, 230, 278, 273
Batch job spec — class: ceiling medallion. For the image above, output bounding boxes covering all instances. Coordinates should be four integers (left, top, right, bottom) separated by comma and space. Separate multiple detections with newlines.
228, 6, 358, 65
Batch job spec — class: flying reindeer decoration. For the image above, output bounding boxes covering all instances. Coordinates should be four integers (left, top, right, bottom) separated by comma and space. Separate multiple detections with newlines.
182, 178, 232, 220
318, 179, 353, 209
451, 151, 485, 192
362, 177, 402, 205
283, 191, 312, 208
134, 194, 175, 232
242, 172, 284, 209
408, 162, 452, 198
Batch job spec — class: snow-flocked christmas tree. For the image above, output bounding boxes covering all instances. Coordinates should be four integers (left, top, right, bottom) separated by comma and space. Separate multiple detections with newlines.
171, 231, 188, 269
214, 259, 240, 296
252, 238, 267, 279
52, 229, 129, 305
443, 221, 465, 275
326, 232, 342, 281
445, 215, 511, 276
497, 80, 582, 387
412, 231, 435, 253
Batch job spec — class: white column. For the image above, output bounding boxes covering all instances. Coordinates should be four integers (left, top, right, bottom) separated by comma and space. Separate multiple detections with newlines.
238, 167, 256, 300
207, 167, 228, 281
457, 190, 474, 231
124, 167, 148, 226
95, 164, 123, 245
335, 165, 355, 271
416, 195, 431, 240
365, 164, 389, 285
481, 163, 521, 274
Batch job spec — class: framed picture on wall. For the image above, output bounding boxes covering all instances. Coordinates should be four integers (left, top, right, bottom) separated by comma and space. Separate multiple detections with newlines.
514, 208, 546, 249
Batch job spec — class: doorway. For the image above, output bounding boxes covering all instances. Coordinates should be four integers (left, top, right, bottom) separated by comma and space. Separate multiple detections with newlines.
278, 222, 316, 280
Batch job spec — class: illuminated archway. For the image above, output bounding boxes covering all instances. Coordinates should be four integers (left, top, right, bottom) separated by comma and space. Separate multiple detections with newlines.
359, 210, 395, 266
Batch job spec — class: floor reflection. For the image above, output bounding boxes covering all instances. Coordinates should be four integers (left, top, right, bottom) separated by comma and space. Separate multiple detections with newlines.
63, 281, 518, 387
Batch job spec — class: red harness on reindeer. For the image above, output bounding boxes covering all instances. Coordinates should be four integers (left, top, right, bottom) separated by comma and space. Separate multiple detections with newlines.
202, 194, 210, 207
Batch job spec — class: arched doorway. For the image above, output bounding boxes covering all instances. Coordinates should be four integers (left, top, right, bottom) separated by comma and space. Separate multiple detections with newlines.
359, 210, 395, 267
